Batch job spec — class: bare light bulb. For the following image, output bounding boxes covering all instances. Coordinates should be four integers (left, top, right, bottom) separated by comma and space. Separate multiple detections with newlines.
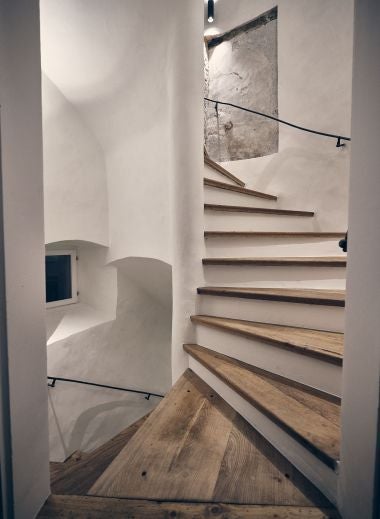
208, 16, 214, 23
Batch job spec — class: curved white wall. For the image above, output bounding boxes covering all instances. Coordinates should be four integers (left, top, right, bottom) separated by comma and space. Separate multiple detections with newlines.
42, 74, 108, 246
40, 0, 205, 267
40, 0, 205, 388
47, 258, 172, 461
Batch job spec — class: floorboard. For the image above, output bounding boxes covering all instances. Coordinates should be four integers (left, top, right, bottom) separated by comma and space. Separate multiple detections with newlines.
184, 346, 340, 469
50, 413, 150, 495
38, 495, 341, 518
89, 370, 332, 506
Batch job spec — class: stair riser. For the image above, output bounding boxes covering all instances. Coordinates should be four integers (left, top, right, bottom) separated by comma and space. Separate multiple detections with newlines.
204, 186, 278, 207
197, 296, 345, 333
188, 357, 338, 506
194, 326, 342, 396
203, 265, 347, 289
204, 165, 240, 185
205, 236, 344, 257
204, 213, 316, 232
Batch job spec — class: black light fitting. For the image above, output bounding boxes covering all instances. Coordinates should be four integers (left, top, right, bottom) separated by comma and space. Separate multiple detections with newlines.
207, 0, 215, 23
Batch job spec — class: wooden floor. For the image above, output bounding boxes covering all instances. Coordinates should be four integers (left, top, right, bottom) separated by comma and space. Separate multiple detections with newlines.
89, 370, 332, 507
50, 413, 150, 495
38, 495, 340, 518
185, 346, 340, 469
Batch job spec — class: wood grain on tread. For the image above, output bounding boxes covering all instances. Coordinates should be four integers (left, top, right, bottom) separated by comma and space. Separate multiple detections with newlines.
90, 370, 331, 506
204, 177, 277, 200
204, 155, 246, 187
205, 203, 315, 217
38, 496, 340, 518
184, 345, 340, 469
197, 287, 346, 307
204, 231, 345, 238
202, 256, 347, 267
191, 315, 344, 365
50, 413, 150, 495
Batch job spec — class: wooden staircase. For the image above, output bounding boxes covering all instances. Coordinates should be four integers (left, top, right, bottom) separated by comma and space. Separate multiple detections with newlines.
39, 157, 344, 517
193, 158, 346, 506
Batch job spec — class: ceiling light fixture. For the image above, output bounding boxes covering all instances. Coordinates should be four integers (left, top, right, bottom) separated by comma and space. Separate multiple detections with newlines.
207, 0, 215, 23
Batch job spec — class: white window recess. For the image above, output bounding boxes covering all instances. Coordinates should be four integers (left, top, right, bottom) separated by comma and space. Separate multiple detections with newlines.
45, 249, 78, 308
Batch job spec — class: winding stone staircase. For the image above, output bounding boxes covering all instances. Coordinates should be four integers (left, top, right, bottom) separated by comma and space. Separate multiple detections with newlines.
39, 156, 345, 518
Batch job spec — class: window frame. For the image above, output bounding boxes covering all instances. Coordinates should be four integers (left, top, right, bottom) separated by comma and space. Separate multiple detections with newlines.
45, 249, 78, 308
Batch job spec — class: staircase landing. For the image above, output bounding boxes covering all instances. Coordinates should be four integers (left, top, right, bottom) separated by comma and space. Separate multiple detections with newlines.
89, 370, 333, 508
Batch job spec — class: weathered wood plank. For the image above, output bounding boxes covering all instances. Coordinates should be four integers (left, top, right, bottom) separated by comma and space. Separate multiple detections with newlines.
202, 257, 347, 267
204, 203, 314, 216
89, 371, 235, 500
184, 346, 340, 469
50, 413, 150, 495
204, 231, 345, 238
212, 413, 328, 505
90, 370, 333, 506
204, 177, 277, 200
197, 287, 346, 307
191, 315, 344, 365
38, 495, 340, 518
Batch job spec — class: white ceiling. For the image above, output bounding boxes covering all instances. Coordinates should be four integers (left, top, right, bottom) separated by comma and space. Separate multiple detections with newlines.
40, 0, 148, 104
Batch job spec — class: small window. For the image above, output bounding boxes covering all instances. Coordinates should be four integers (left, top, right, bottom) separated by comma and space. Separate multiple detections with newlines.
45, 250, 78, 308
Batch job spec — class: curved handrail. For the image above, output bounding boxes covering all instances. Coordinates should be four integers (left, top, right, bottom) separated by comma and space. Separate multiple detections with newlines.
204, 97, 351, 147
47, 376, 164, 401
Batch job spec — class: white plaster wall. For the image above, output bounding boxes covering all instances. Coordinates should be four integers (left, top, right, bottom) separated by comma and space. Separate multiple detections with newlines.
205, 0, 354, 231
42, 74, 108, 246
40, 0, 172, 264
77, 243, 117, 316
0, 1, 50, 517
47, 261, 172, 461
169, 2, 205, 381
45, 241, 117, 345
40, 0, 205, 385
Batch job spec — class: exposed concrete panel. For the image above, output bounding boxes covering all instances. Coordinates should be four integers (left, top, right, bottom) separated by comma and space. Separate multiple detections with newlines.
205, 8, 278, 162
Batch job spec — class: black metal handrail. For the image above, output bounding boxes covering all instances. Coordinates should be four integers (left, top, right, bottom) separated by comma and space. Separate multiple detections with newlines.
204, 97, 351, 147
47, 376, 164, 401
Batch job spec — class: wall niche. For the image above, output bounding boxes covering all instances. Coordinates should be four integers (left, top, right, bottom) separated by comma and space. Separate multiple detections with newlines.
205, 7, 278, 162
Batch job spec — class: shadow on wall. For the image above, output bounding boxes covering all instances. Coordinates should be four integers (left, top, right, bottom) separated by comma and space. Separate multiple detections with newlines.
47, 256, 172, 461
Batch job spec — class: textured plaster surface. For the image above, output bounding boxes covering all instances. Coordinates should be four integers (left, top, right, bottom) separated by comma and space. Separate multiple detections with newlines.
205, 8, 278, 161
40, 0, 204, 461
47, 258, 172, 461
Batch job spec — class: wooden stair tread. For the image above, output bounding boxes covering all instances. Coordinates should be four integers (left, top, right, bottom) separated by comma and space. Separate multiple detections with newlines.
38, 495, 340, 518
204, 177, 277, 200
205, 231, 345, 238
50, 413, 150, 495
197, 287, 346, 307
204, 155, 246, 187
203, 256, 347, 266
191, 315, 344, 365
89, 370, 331, 506
184, 345, 340, 469
205, 203, 314, 217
